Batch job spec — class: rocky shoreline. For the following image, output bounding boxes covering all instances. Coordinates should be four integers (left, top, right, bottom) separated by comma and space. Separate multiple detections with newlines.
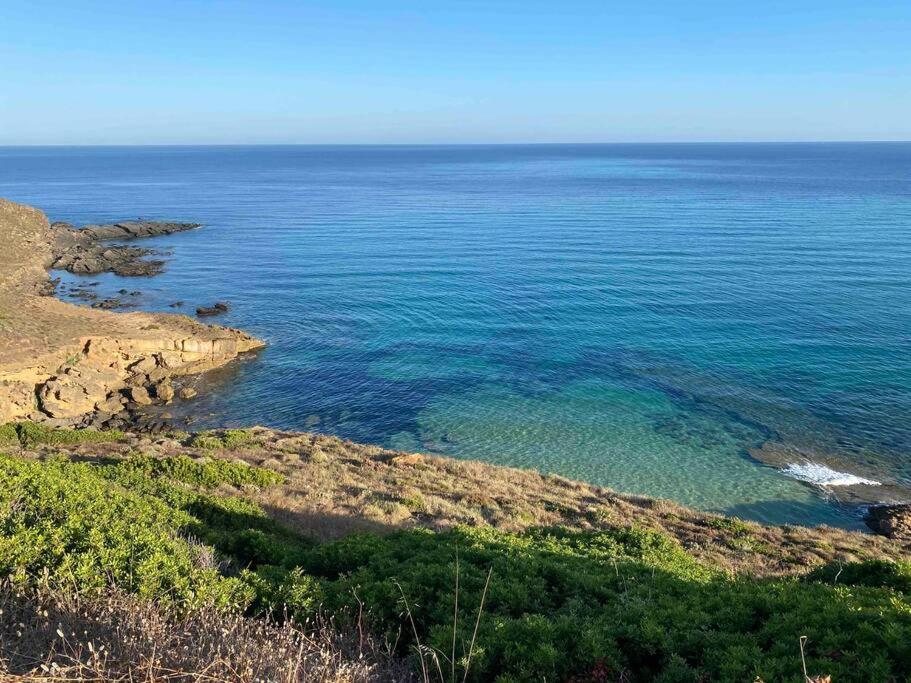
0, 199, 263, 430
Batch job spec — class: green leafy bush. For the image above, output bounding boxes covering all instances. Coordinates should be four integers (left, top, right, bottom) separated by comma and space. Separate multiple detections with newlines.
93, 457, 308, 570
0, 422, 125, 447
0, 454, 251, 610
302, 527, 911, 682
223, 429, 256, 449
188, 434, 225, 450
109, 454, 284, 489
189, 429, 257, 450
807, 559, 911, 593
0, 423, 18, 448
705, 515, 753, 537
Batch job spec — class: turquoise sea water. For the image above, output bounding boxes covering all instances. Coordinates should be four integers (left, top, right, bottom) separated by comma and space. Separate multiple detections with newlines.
1, 143, 910, 527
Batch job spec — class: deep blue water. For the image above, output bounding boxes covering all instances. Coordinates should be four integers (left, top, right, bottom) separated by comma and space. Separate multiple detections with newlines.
2, 143, 910, 527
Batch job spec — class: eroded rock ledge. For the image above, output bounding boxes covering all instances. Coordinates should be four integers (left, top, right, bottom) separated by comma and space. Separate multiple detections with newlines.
0, 199, 263, 425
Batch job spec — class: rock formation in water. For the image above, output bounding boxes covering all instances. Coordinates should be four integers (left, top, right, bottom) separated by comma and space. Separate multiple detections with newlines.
0, 199, 263, 426
866, 504, 911, 540
49, 219, 200, 276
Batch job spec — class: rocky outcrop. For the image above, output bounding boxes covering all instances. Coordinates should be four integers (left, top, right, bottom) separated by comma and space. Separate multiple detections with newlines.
68, 220, 201, 241
0, 198, 264, 426
49, 220, 200, 277
865, 504, 911, 540
11, 330, 263, 425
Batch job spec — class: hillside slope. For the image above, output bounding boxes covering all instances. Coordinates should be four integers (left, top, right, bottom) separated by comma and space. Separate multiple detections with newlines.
1, 423, 910, 681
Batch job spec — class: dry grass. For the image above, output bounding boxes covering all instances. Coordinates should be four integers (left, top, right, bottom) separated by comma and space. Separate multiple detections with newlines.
0, 582, 411, 682
30, 425, 910, 578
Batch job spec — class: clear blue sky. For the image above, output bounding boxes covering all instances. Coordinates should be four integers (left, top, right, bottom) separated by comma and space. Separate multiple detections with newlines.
2, 0, 909, 144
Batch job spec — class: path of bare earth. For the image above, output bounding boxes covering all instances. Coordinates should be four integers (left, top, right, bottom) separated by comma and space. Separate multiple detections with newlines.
0, 199, 263, 423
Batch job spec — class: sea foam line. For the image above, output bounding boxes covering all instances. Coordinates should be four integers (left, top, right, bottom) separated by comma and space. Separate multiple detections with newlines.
782, 462, 881, 488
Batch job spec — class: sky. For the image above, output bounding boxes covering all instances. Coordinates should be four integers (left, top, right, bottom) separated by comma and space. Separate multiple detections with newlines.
1, 0, 909, 144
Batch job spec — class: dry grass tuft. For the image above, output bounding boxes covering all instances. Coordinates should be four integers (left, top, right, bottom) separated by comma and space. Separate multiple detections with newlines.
0, 583, 411, 682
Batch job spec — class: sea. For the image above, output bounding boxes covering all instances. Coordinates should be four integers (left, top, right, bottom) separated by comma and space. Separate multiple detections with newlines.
2, 143, 909, 528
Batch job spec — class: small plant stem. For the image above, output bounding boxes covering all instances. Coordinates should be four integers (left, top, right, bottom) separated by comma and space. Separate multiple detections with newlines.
462, 566, 493, 683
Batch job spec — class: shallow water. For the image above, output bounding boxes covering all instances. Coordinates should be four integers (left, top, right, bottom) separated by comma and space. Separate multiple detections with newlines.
2, 143, 910, 527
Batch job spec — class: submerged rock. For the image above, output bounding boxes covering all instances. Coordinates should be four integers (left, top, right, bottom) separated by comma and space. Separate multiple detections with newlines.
178, 387, 198, 399
91, 298, 132, 310
196, 302, 230, 317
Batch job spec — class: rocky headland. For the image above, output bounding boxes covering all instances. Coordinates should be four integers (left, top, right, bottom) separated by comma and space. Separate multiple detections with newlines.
49, 218, 201, 276
0, 199, 263, 428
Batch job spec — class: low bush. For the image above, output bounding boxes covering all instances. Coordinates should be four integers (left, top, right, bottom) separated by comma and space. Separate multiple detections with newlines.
223, 428, 256, 449
0, 423, 18, 448
189, 429, 257, 450
188, 433, 225, 450
109, 453, 285, 489
0, 454, 251, 611
807, 558, 911, 593
303, 526, 911, 682
0, 422, 125, 448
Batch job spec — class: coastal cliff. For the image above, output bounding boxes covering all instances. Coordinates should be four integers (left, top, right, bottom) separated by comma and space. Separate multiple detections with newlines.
0, 199, 263, 424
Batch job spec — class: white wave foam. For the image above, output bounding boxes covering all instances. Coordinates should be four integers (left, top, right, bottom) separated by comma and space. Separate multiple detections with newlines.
782, 462, 881, 487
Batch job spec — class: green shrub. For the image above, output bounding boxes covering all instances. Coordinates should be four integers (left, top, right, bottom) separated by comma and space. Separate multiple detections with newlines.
223, 429, 256, 449
299, 526, 911, 682
189, 429, 257, 450
0, 423, 19, 448
93, 457, 307, 570
0, 454, 251, 611
189, 434, 225, 450
399, 492, 427, 512
241, 565, 325, 615
705, 515, 753, 537
807, 559, 911, 593
108, 454, 284, 489
0, 422, 124, 447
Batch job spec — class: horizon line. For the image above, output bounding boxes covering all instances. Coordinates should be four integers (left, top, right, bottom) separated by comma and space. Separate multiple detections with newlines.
1, 139, 909, 149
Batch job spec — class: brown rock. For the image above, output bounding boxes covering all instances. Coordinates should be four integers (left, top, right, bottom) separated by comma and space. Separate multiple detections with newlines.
865, 504, 911, 540
128, 356, 158, 375
0, 381, 38, 422
95, 393, 126, 415
38, 365, 119, 419
128, 385, 152, 405
155, 380, 175, 402
0, 198, 264, 424
178, 387, 198, 399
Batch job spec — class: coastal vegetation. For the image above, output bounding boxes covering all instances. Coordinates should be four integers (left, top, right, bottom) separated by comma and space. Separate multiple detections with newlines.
1, 423, 910, 681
